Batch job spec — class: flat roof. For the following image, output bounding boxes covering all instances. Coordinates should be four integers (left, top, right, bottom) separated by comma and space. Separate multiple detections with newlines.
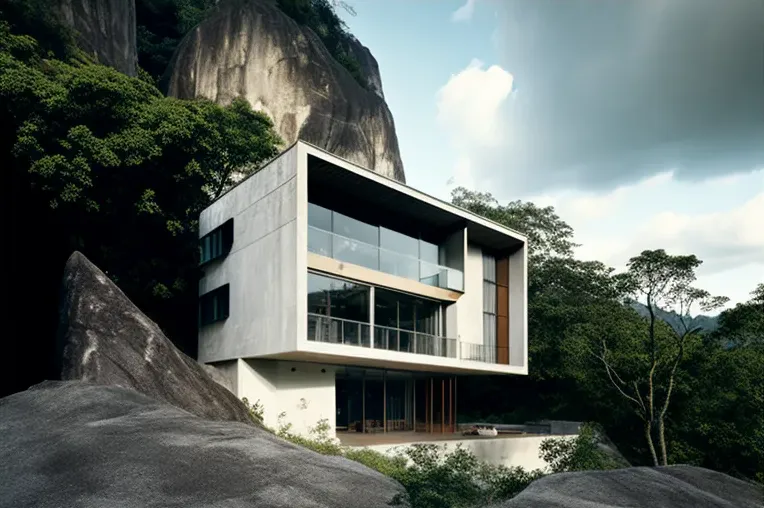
301, 141, 526, 253
207, 140, 527, 253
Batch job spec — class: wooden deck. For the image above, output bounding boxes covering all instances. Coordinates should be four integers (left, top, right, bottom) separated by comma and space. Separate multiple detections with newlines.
336, 430, 528, 447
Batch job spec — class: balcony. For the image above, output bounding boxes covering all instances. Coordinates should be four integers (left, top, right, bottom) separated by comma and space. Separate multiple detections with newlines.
308, 226, 464, 292
461, 343, 508, 364
308, 314, 457, 359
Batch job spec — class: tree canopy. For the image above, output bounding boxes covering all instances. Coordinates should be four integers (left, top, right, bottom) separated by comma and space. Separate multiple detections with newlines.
452, 188, 762, 483
2, 10, 281, 394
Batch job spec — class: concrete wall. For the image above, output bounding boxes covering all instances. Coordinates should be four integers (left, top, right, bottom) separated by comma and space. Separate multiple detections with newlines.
439, 227, 466, 272
236, 359, 337, 438
198, 146, 300, 363
508, 243, 527, 370
197, 141, 528, 375
456, 242, 484, 347
359, 435, 571, 472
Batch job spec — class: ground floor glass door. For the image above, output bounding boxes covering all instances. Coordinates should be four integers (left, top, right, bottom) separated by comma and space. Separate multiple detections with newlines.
336, 368, 457, 434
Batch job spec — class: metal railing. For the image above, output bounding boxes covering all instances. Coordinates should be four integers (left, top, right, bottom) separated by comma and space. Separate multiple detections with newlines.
461, 343, 509, 364
373, 324, 457, 358
307, 314, 457, 358
308, 313, 371, 347
308, 226, 464, 292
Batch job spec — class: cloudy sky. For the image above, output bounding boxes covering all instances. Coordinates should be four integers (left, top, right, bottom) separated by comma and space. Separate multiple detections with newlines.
341, 0, 764, 312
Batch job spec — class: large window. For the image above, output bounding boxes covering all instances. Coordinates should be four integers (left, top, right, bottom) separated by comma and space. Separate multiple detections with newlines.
482, 253, 497, 360
308, 272, 369, 322
308, 272, 371, 346
307, 202, 464, 291
200, 284, 230, 326
200, 218, 234, 265
374, 288, 443, 354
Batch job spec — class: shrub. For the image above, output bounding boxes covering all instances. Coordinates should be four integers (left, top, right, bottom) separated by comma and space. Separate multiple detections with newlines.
241, 397, 264, 425
275, 0, 367, 88
539, 422, 621, 473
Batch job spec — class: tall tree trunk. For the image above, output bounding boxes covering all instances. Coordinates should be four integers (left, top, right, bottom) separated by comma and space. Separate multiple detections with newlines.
645, 418, 659, 466
658, 416, 668, 466
657, 342, 684, 466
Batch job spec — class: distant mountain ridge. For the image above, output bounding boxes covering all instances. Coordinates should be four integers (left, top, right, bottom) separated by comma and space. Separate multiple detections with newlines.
629, 301, 719, 335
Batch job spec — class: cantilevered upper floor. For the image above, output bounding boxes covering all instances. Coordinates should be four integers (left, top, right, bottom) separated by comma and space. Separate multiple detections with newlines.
197, 141, 528, 375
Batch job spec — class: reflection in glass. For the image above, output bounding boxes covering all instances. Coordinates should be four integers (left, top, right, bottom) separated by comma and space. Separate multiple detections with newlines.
308, 226, 332, 257
333, 211, 379, 246
333, 236, 379, 270
419, 240, 439, 265
380, 227, 418, 258
380, 250, 419, 280
308, 203, 332, 231
307, 272, 369, 322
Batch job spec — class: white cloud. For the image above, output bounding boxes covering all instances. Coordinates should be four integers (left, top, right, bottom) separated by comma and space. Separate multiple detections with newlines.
437, 60, 514, 184
526, 169, 764, 309
451, 0, 477, 22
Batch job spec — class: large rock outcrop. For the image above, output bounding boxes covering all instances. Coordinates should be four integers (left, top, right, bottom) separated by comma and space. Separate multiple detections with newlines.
496, 465, 763, 508
55, 0, 138, 76
166, 0, 406, 182
57, 251, 252, 424
0, 381, 408, 508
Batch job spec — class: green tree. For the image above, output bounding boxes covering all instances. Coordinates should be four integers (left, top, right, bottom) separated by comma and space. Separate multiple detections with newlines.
2, 18, 281, 392
275, 0, 366, 88
450, 187, 577, 263
670, 283, 764, 481
583, 250, 728, 465
714, 283, 764, 348
135, 0, 217, 81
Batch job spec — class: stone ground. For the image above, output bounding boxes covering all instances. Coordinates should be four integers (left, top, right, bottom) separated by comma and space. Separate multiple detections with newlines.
0, 381, 408, 508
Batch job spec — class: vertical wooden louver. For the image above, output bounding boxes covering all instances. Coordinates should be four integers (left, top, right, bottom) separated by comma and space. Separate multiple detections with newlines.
496, 256, 510, 364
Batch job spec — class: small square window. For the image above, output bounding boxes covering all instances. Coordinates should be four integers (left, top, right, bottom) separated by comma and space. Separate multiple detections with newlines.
200, 218, 234, 265
200, 284, 230, 326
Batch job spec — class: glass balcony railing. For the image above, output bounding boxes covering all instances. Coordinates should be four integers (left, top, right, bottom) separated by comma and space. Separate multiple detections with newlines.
308, 314, 457, 359
461, 343, 509, 364
307, 313, 371, 347
308, 226, 464, 292
373, 325, 457, 358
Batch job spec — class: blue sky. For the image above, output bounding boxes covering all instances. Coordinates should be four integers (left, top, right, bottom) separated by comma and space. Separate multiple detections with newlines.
340, 0, 764, 312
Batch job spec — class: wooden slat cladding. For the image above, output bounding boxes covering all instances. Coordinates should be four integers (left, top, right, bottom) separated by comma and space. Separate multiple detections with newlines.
496, 256, 510, 365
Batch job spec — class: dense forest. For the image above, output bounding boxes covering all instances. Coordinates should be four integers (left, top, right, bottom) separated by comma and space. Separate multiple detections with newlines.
2, 0, 762, 491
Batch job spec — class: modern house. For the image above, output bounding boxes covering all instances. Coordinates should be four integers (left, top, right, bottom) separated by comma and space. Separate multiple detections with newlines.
198, 141, 528, 442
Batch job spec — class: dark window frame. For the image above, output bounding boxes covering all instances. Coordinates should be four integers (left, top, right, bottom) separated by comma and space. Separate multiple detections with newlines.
200, 218, 234, 266
200, 284, 230, 326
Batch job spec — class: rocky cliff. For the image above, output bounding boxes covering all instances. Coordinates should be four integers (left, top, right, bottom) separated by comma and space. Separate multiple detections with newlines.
57, 252, 253, 424
166, 0, 406, 182
55, 0, 138, 76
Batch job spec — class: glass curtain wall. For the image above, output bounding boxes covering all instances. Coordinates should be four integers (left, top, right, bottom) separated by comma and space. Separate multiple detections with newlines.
374, 288, 442, 355
336, 369, 415, 434
307, 272, 370, 346
308, 203, 462, 291
482, 253, 497, 363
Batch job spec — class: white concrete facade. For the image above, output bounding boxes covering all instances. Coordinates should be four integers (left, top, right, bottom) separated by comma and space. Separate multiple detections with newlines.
199, 141, 528, 375
198, 141, 529, 440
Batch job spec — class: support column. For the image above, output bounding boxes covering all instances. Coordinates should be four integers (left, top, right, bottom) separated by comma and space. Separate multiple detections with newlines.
424, 379, 428, 432
441, 379, 445, 433
454, 377, 458, 432
430, 378, 434, 434
383, 371, 387, 433
369, 287, 375, 349
362, 373, 366, 433
449, 378, 453, 433
413, 379, 417, 431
